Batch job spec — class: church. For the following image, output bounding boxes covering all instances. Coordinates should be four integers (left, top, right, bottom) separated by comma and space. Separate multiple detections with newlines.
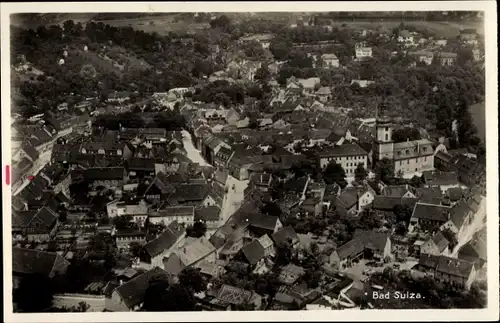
372, 116, 435, 178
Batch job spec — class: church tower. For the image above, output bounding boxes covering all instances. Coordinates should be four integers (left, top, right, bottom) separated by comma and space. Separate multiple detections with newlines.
373, 116, 394, 164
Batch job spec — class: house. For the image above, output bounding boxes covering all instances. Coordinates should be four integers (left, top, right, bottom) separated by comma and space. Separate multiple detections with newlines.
249, 172, 275, 192
437, 52, 457, 66
445, 187, 463, 203
372, 196, 418, 214
107, 91, 131, 104
140, 221, 186, 268
350, 79, 374, 88
417, 254, 476, 290
434, 151, 485, 187
195, 206, 221, 229
248, 213, 283, 237
214, 146, 234, 169
80, 141, 127, 156
435, 39, 448, 47
84, 167, 127, 189
321, 53, 340, 68
142, 173, 176, 204
169, 237, 217, 269
279, 264, 306, 285
329, 229, 391, 270
148, 206, 195, 226
12, 207, 59, 242
318, 143, 368, 176
258, 234, 275, 257
106, 199, 148, 219
420, 231, 450, 256
409, 50, 434, 65
355, 44, 372, 60
168, 183, 213, 207
409, 203, 451, 232
115, 230, 147, 252
106, 267, 171, 311
315, 87, 331, 103
415, 187, 443, 205
238, 33, 274, 49
335, 188, 359, 217
381, 184, 416, 198
458, 229, 486, 270
422, 171, 460, 194
240, 239, 267, 271
12, 248, 70, 289
126, 158, 156, 178
397, 30, 414, 44
440, 201, 474, 240
226, 155, 251, 181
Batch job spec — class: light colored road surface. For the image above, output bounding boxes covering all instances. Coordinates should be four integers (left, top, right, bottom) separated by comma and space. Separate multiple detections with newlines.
450, 196, 487, 258
220, 176, 249, 224
181, 130, 212, 167
13, 148, 53, 196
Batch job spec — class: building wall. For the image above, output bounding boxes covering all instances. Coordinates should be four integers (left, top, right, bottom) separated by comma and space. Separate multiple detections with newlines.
394, 155, 434, 177
320, 155, 368, 174
149, 215, 194, 226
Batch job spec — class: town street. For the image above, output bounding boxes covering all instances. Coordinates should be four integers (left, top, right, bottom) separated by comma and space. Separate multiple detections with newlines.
181, 130, 212, 167
13, 148, 53, 196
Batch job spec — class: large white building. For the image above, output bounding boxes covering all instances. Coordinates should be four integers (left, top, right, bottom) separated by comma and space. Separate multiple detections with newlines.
318, 143, 369, 176
372, 117, 434, 178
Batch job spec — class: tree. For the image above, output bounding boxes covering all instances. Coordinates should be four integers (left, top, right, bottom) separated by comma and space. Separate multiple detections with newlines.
392, 127, 421, 142
14, 274, 54, 312
112, 215, 133, 230
275, 244, 292, 266
178, 267, 207, 293
209, 15, 232, 32
186, 221, 207, 238
255, 65, 271, 82
357, 208, 383, 231
129, 241, 143, 259
261, 201, 282, 217
354, 163, 368, 182
375, 158, 395, 184
410, 175, 424, 188
323, 161, 347, 188
441, 228, 458, 251
393, 204, 413, 224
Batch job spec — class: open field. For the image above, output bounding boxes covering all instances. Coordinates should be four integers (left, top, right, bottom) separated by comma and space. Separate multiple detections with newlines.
470, 102, 486, 144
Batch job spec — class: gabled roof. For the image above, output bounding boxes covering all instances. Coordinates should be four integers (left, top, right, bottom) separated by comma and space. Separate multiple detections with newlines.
372, 196, 417, 211
450, 201, 472, 228
162, 253, 186, 276
422, 171, 459, 186
335, 229, 389, 260
114, 267, 171, 309
336, 188, 358, 209
143, 221, 185, 258
318, 143, 367, 157
143, 172, 176, 196
411, 203, 450, 222
176, 237, 216, 266
20, 143, 40, 161
431, 231, 449, 252
241, 240, 266, 265
415, 187, 443, 204
381, 185, 414, 198
216, 284, 253, 305
249, 213, 279, 231
194, 206, 221, 222
12, 247, 69, 277
436, 256, 474, 278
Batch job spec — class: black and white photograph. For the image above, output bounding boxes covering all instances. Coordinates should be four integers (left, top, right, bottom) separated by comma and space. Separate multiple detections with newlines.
1, 1, 498, 322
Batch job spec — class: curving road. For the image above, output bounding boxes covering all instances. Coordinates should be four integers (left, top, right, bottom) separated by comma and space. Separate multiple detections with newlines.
181, 130, 212, 167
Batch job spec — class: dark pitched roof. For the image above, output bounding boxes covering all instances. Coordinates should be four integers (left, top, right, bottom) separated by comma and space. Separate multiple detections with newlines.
335, 238, 365, 259
418, 253, 440, 269
336, 188, 358, 209
335, 229, 389, 260
436, 256, 474, 278
415, 187, 443, 204
21, 143, 40, 161
249, 213, 279, 231
114, 267, 172, 309
143, 221, 185, 258
144, 172, 176, 195
431, 231, 449, 252
162, 253, 186, 276
172, 183, 210, 202
84, 167, 125, 181
241, 240, 266, 265
422, 171, 459, 186
411, 203, 450, 222
195, 206, 221, 222
318, 143, 367, 157
372, 196, 418, 211
149, 206, 195, 218
446, 187, 463, 201
126, 158, 156, 172
381, 185, 414, 197
12, 248, 68, 277
450, 201, 472, 228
